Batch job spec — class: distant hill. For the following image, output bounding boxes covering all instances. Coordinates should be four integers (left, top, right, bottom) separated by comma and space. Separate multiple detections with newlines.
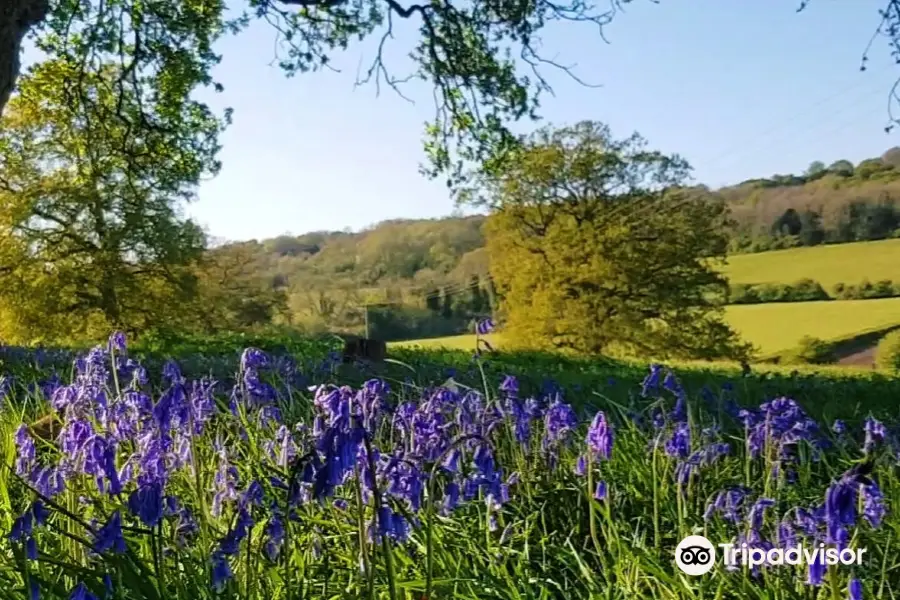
210, 148, 900, 337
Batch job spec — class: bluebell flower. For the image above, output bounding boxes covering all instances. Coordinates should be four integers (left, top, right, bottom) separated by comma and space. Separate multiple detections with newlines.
475, 318, 495, 335
93, 511, 126, 554
849, 578, 863, 600
807, 552, 826, 585
594, 481, 607, 501
162, 360, 183, 386
14, 425, 35, 476
665, 422, 691, 459
861, 482, 886, 528
211, 552, 233, 591
825, 475, 858, 532
264, 513, 285, 560
127, 483, 164, 527
864, 417, 886, 454
748, 498, 775, 531
574, 455, 587, 476
241, 348, 270, 371
107, 331, 127, 353
542, 399, 577, 462
586, 411, 613, 460
69, 583, 98, 600
641, 364, 663, 397
832, 420, 846, 435
499, 375, 519, 397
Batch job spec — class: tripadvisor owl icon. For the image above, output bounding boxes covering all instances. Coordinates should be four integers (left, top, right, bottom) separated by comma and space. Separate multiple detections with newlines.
675, 535, 716, 576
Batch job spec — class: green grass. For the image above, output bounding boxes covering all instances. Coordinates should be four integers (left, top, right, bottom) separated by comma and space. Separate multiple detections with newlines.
392, 297, 900, 357
722, 238, 900, 288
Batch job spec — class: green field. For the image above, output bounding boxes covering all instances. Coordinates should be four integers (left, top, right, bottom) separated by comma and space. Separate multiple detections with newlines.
392, 296, 900, 356
722, 238, 900, 288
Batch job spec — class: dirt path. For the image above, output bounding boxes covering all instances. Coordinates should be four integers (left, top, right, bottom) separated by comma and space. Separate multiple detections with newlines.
837, 345, 877, 368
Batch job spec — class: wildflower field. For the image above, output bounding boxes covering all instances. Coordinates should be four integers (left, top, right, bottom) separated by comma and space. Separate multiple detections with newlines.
1, 332, 900, 600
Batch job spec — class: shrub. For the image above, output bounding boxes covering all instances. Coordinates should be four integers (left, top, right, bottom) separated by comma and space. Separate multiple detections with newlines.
876, 330, 900, 372
832, 279, 899, 300
790, 278, 830, 301
781, 336, 836, 365
730, 279, 829, 304
728, 283, 759, 304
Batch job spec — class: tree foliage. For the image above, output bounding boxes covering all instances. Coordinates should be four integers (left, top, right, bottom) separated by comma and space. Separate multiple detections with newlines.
0, 58, 221, 341
482, 121, 751, 360
0, 0, 639, 194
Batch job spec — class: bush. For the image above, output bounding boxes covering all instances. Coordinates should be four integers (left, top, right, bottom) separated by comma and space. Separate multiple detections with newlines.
728, 283, 759, 304
790, 278, 830, 301
781, 336, 836, 365
876, 330, 900, 372
729, 279, 829, 304
834, 279, 900, 300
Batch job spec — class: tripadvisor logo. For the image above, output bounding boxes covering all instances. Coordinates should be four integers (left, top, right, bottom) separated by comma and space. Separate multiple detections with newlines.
674, 535, 867, 576
675, 535, 716, 576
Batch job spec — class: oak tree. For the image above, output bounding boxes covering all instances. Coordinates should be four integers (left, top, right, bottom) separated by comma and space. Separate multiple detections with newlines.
483, 121, 753, 360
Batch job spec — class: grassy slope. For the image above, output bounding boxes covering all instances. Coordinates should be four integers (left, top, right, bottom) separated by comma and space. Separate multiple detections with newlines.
391, 297, 900, 356
721, 238, 900, 288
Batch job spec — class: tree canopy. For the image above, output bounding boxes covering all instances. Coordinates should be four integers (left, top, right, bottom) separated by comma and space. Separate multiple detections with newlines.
2, 1, 900, 193
483, 121, 751, 360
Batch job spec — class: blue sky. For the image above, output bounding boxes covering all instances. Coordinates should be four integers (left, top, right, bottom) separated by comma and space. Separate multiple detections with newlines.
29, 1, 900, 241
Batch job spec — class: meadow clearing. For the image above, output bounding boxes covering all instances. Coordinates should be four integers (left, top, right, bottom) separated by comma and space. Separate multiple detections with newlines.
1, 332, 899, 600
721, 238, 900, 288
392, 296, 900, 356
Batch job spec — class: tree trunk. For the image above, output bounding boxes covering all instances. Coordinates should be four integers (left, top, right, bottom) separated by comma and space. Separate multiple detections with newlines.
0, 0, 49, 118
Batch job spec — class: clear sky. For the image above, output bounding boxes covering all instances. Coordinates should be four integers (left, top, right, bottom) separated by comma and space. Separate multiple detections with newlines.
36, 1, 900, 242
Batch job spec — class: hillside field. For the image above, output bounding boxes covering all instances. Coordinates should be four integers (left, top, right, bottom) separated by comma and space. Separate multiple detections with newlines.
721, 238, 900, 288
391, 296, 900, 356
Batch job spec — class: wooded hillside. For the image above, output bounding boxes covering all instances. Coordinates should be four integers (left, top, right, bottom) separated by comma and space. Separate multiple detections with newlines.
218, 147, 900, 310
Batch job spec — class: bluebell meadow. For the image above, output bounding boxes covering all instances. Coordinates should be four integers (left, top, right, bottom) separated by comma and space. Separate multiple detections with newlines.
0, 330, 896, 599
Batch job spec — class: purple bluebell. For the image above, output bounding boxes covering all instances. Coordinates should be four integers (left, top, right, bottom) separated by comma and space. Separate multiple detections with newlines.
211, 551, 233, 591
665, 422, 691, 459
861, 482, 886, 528
594, 481, 608, 501
574, 455, 587, 476
864, 417, 886, 454
807, 552, 826, 585
107, 331, 127, 353
748, 498, 775, 531
69, 583, 98, 600
849, 579, 863, 600
542, 398, 577, 459
499, 375, 519, 397
264, 513, 286, 560
14, 425, 35, 476
93, 511, 126, 554
127, 483, 164, 527
641, 364, 663, 397
241, 347, 270, 371
586, 411, 613, 461
475, 318, 495, 335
